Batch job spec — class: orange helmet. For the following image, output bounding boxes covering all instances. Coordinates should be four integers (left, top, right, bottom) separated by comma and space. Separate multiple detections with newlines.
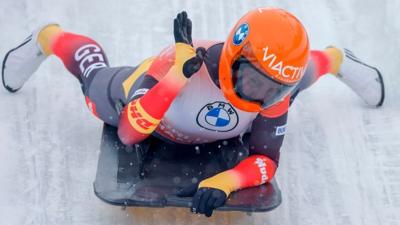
219, 7, 310, 112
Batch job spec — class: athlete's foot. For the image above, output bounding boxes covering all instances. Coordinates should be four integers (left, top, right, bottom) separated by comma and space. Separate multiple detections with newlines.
2, 24, 60, 92
326, 47, 385, 107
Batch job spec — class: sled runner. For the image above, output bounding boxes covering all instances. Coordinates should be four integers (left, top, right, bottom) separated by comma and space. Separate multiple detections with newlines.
94, 123, 282, 212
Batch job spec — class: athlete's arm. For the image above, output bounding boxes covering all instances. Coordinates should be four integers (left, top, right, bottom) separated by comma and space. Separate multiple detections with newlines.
117, 11, 205, 145
229, 109, 288, 186
177, 96, 290, 217
198, 100, 288, 188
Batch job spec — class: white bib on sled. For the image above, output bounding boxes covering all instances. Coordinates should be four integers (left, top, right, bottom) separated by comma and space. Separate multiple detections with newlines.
155, 64, 257, 144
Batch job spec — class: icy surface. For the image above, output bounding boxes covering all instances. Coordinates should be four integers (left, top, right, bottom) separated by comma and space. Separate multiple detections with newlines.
0, 0, 399, 225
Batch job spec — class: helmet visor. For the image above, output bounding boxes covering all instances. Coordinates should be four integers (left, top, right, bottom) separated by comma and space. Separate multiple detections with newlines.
232, 56, 294, 109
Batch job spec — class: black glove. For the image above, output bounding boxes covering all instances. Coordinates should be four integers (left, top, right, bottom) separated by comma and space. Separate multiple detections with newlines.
173, 11, 206, 78
177, 182, 227, 217
174, 11, 193, 45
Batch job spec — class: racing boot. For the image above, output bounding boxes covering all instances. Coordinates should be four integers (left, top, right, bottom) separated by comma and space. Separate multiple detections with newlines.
325, 47, 385, 107
2, 24, 60, 92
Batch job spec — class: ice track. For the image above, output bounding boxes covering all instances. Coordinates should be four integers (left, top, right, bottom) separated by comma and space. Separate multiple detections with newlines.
0, 0, 399, 225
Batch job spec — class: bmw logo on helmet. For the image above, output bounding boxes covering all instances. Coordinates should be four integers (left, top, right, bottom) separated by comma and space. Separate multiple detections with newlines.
232, 23, 249, 46
196, 101, 239, 132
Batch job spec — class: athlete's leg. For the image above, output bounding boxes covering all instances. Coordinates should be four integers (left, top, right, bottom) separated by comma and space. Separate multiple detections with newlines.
289, 50, 333, 104
40, 25, 108, 88
38, 25, 134, 125
290, 47, 384, 107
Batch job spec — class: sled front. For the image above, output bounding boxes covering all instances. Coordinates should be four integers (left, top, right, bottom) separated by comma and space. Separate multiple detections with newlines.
94, 124, 282, 212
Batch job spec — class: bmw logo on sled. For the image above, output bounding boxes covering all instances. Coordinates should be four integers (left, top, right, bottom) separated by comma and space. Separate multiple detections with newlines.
196, 101, 239, 132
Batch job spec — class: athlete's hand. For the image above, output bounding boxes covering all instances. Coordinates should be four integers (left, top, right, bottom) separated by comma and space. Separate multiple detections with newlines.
174, 11, 193, 46
173, 11, 206, 78
177, 182, 227, 217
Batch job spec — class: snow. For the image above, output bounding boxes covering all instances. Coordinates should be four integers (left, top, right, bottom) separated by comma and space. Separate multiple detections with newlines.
0, 0, 399, 224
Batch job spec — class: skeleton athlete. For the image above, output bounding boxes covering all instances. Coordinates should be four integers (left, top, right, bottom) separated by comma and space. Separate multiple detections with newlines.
2, 8, 384, 217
